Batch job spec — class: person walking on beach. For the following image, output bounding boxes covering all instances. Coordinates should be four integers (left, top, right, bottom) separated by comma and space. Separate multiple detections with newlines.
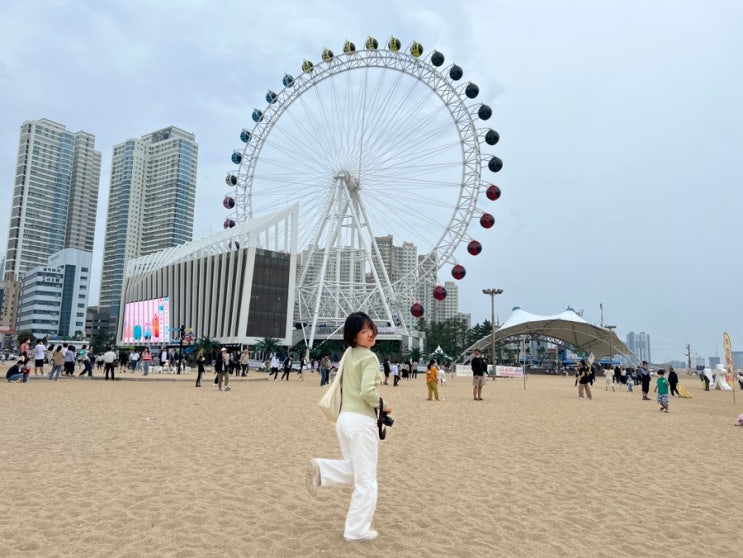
305, 312, 391, 542
159, 347, 169, 373
217, 348, 231, 391
102, 347, 117, 381
63, 345, 76, 377
33, 339, 46, 376
195, 351, 205, 387
577, 359, 592, 399
297, 354, 307, 381
281, 354, 293, 381
141, 347, 152, 376
382, 358, 390, 385
240, 349, 250, 376
667, 366, 680, 397
391, 361, 400, 386
78, 345, 93, 377
638, 361, 651, 400
654, 369, 670, 413
48, 345, 64, 381
426, 359, 441, 401
269, 354, 281, 381
605, 367, 614, 391
319, 353, 331, 386
471, 349, 487, 401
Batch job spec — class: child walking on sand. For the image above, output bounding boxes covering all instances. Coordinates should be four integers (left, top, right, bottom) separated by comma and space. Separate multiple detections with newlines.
426, 359, 441, 401
654, 369, 669, 413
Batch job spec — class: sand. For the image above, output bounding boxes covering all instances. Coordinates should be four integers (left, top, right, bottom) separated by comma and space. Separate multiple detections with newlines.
1, 367, 741, 557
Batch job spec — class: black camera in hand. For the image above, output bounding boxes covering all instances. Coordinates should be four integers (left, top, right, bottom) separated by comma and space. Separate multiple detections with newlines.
377, 397, 394, 440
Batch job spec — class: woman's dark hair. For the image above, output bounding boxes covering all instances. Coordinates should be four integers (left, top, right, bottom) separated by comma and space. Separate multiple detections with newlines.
428, 359, 436, 368
343, 312, 377, 347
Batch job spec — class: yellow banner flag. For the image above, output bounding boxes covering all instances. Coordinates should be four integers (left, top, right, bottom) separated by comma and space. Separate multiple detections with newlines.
723, 332, 734, 385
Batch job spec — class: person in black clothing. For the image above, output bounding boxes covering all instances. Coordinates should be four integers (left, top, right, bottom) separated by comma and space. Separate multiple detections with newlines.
667, 366, 680, 397
471, 349, 487, 401
6, 360, 25, 382
280, 355, 293, 381
382, 358, 390, 385
195, 352, 205, 387
577, 359, 592, 399
639, 361, 652, 399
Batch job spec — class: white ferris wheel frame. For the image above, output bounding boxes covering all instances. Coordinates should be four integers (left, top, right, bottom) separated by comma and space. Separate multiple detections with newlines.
232, 44, 489, 347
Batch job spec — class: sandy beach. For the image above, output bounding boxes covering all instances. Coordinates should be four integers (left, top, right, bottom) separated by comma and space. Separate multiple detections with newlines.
1, 367, 740, 557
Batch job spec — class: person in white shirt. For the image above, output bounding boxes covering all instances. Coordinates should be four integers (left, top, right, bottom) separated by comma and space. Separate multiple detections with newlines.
33, 340, 47, 376
102, 347, 117, 381
269, 355, 281, 381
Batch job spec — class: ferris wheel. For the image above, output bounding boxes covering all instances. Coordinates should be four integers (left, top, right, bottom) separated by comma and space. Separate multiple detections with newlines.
225, 36, 503, 347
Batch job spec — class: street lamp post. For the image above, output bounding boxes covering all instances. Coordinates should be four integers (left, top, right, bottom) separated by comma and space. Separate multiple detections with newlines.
482, 288, 504, 374
606, 325, 616, 370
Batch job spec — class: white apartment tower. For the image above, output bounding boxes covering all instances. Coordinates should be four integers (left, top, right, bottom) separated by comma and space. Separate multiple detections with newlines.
99, 126, 198, 320
1, 118, 101, 336
3, 118, 101, 279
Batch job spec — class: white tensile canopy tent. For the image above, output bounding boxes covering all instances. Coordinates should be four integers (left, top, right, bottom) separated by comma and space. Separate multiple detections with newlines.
467, 307, 638, 364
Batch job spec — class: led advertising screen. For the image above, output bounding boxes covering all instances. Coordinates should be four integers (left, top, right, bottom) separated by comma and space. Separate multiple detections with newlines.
122, 297, 170, 345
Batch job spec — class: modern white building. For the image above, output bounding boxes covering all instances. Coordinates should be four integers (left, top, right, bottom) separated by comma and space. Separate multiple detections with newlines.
16, 248, 92, 339
99, 126, 198, 323
1, 118, 101, 336
119, 206, 297, 347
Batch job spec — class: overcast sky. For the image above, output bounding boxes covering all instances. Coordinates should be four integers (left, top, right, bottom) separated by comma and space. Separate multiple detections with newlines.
1, 0, 741, 363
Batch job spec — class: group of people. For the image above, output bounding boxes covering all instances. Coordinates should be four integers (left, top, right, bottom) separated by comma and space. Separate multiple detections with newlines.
5, 339, 97, 382
575, 358, 680, 413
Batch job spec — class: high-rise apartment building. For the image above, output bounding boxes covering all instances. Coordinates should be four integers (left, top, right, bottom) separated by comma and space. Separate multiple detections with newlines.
99, 126, 198, 322
3, 118, 101, 279
1, 118, 101, 336
626, 331, 652, 363
374, 235, 418, 328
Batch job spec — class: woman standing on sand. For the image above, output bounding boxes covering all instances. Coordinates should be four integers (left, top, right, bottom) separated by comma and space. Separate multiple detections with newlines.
577, 359, 592, 399
305, 312, 391, 542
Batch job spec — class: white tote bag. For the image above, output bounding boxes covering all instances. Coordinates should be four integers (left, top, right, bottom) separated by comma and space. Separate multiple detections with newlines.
318, 349, 350, 422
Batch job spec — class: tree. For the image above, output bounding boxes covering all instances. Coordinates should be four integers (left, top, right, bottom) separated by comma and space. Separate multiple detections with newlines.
404, 347, 423, 364
309, 339, 345, 362
373, 340, 400, 361
92, 330, 116, 354
417, 317, 470, 361
466, 320, 493, 348
192, 335, 221, 364
16, 331, 35, 347
254, 337, 281, 361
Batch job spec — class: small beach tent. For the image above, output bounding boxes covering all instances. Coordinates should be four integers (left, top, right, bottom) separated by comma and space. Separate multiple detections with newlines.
464, 307, 637, 364
431, 345, 452, 361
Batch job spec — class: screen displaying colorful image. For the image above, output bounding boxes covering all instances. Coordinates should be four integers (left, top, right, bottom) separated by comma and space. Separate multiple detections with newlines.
121, 297, 170, 345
